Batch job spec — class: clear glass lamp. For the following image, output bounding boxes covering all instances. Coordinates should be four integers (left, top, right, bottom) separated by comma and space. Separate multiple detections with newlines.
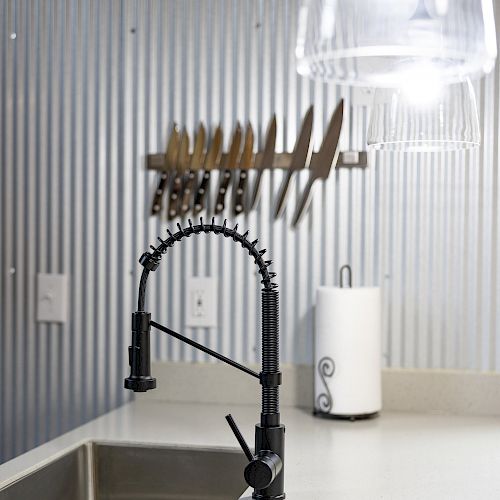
296, 0, 497, 87
367, 79, 480, 151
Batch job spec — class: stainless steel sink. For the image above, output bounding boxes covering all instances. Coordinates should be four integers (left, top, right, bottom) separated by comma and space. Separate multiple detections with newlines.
0, 442, 248, 500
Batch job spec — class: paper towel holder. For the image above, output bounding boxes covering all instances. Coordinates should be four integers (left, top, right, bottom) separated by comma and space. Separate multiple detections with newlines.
339, 265, 352, 288
314, 268, 382, 422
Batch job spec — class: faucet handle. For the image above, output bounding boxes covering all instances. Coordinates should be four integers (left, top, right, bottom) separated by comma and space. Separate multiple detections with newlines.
225, 414, 283, 491
225, 414, 253, 462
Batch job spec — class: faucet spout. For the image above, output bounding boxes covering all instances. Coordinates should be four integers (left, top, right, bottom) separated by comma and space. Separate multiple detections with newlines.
124, 218, 285, 500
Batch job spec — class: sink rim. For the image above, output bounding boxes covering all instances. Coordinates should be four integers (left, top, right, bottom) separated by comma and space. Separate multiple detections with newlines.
0, 439, 244, 492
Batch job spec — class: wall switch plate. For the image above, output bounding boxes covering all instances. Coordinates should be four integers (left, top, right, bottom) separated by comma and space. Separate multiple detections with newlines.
37, 273, 69, 323
185, 277, 217, 328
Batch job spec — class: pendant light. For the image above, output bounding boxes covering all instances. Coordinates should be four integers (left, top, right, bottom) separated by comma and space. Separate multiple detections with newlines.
367, 79, 480, 151
296, 0, 497, 87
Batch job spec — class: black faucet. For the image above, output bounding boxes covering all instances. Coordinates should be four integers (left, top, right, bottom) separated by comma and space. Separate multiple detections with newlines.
124, 218, 285, 499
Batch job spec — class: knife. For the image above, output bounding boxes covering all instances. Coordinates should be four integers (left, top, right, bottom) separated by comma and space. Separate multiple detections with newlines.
249, 115, 276, 211
274, 106, 314, 219
193, 126, 223, 216
214, 123, 242, 215
150, 125, 180, 215
179, 123, 206, 216
233, 123, 254, 216
167, 128, 190, 220
292, 99, 344, 227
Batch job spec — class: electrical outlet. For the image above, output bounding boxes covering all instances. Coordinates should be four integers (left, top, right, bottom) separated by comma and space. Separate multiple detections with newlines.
185, 277, 217, 328
37, 273, 69, 323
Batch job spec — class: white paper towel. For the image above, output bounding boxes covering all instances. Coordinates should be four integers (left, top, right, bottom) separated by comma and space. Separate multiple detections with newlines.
314, 286, 382, 417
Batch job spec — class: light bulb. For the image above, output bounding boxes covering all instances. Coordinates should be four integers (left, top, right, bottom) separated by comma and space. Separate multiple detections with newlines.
400, 63, 443, 107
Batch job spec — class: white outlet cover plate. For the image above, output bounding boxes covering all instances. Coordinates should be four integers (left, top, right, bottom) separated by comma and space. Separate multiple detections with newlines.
37, 273, 69, 323
185, 277, 218, 328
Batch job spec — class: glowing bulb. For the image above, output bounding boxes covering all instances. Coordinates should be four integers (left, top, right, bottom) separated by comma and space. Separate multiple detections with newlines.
400, 63, 443, 107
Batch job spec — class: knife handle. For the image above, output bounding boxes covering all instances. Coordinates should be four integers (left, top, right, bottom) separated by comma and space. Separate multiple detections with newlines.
167, 172, 183, 220
214, 169, 232, 215
193, 170, 211, 215
151, 171, 169, 215
233, 170, 249, 216
179, 169, 197, 216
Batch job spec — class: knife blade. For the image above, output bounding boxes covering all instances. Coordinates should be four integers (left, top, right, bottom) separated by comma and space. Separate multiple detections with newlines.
193, 126, 223, 216
214, 123, 242, 215
167, 128, 190, 220
249, 115, 276, 211
233, 123, 254, 216
179, 123, 206, 216
292, 99, 344, 227
150, 124, 180, 215
274, 106, 314, 219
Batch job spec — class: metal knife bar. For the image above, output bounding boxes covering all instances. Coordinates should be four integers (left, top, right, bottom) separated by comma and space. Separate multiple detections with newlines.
147, 151, 368, 171
148, 102, 360, 225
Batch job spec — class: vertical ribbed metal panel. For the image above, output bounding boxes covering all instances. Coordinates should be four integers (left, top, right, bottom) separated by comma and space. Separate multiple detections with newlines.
1, 0, 500, 463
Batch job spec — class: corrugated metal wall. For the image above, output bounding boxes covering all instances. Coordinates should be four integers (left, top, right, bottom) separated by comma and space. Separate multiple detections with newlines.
1, 0, 499, 463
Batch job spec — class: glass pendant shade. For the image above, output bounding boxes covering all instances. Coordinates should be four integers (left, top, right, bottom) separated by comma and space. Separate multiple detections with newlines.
296, 0, 497, 87
367, 79, 480, 151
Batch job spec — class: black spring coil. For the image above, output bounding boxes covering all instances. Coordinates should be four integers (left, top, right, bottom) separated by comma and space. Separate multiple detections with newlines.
138, 217, 278, 311
137, 217, 280, 419
262, 288, 279, 415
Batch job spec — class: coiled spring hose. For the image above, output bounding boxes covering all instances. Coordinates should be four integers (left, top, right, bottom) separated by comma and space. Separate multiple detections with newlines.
137, 217, 280, 422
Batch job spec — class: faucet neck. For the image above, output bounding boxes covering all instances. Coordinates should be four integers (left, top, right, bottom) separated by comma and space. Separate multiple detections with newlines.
129, 218, 281, 425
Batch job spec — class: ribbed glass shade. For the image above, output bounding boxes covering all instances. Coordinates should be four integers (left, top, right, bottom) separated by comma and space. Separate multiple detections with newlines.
296, 0, 497, 86
367, 79, 480, 151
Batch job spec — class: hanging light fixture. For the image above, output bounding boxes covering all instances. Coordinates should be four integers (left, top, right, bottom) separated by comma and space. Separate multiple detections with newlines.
296, 0, 497, 88
367, 79, 480, 151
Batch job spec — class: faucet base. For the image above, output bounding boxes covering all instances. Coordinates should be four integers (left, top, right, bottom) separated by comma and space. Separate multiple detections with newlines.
253, 494, 286, 499
253, 423, 285, 499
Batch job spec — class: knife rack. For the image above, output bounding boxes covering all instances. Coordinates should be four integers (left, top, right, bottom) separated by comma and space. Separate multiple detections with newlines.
146, 106, 368, 224
146, 150, 368, 171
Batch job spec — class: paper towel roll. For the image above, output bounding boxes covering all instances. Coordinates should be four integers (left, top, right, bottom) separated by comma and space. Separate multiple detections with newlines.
314, 286, 382, 418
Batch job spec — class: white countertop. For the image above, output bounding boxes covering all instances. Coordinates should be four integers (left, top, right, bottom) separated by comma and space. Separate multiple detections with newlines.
1, 400, 500, 499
